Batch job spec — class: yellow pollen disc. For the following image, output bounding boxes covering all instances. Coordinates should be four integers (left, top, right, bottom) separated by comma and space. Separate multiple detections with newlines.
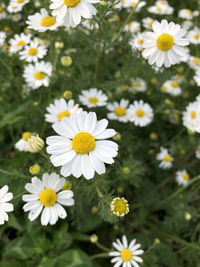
191, 111, 196, 119
156, 7, 162, 11
172, 114, 179, 121
64, 0, 81, 8
194, 34, 199, 39
58, 111, 71, 121
157, 33, 174, 51
148, 21, 154, 27
182, 173, 189, 180
171, 81, 178, 88
162, 86, 168, 92
193, 57, 200, 65
186, 9, 192, 14
34, 71, 46, 80
17, 0, 24, 3
112, 198, 128, 215
41, 16, 56, 27
115, 107, 126, 117
28, 47, 38, 55
131, 1, 136, 7
164, 154, 171, 162
161, 0, 166, 3
88, 97, 99, 104
137, 39, 143, 45
72, 132, 96, 154
0, 7, 3, 13
136, 109, 145, 118
133, 81, 141, 87
124, 85, 130, 91
121, 249, 132, 262
22, 131, 32, 141
16, 40, 25, 46
39, 189, 57, 207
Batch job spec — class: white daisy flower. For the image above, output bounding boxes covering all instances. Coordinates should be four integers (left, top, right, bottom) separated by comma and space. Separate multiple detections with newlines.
169, 113, 180, 125
175, 170, 190, 186
79, 88, 108, 108
0, 31, 6, 46
142, 20, 189, 68
127, 100, 153, 127
178, 9, 193, 20
11, 13, 22, 21
9, 33, 31, 53
124, 21, 140, 33
19, 41, 48, 62
161, 80, 182, 96
22, 173, 74, 225
109, 235, 144, 267
147, 5, 173, 15
45, 98, 82, 123
0, 185, 14, 225
15, 131, 32, 152
0, 5, 7, 20
122, 0, 146, 12
182, 20, 193, 31
156, 147, 174, 169
46, 111, 118, 180
187, 27, 200, 44
9, 0, 30, 8
142, 17, 156, 29
194, 67, 200, 86
107, 99, 130, 123
50, 0, 100, 28
7, 3, 23, 13
189, 56, 200, 70
129, 33, 144, 51
131, 78, 147, 92
26, 8, 60, 32
183, 101, 200, 132
23, 61, 52, 90
81, 19, 99, 30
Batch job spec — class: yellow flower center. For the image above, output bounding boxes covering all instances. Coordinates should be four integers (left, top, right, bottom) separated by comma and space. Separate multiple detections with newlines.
191, 111, 196, 119
17, 0, 24, 3
162, 86, 168, 92
16, 40, 25, 46
157, 33, 174, 51
124, 85, 130, 91
172, 114, 179, 121
131, 1, 136, 7
41, 16, 56, 27
121, 249, 132, 261
193, 57, 200, 65
72, 132, 96, 154
34, 72, 46, 80
39, 189, 57, 207
194, 34, 200, 40
164, 154, 171, 162
182, 173, 189, 180
137, 39, 143, 45
0, 7, 3, 13
64, 0, 81, 8
133, 81, 141, 87
88, 97, 99, 104
186, 9, 192, 14
148, 20, 154, 27
115, 107, 126, 117
156, 7, 162, 11
28, 47, 38, 55
171, 81, 178, 88
136, 109, 145, 118
112, 198, 128, 216
22, 131, 32, 141
58, 111, 71, 121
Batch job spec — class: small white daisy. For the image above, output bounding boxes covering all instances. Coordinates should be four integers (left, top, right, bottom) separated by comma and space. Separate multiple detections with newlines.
22, 173, 74, 225
109, 235, 144, 267
194, 67, 200, 86
7, 3, 23, 13
142, 19, 189, 68
175, 170, 190, 186
79, 88, 108, 108
183, 101, 200, 132
15, 131, 32, 152
131, 78, 147, 92
0, 5, 7, 20
124, 21, 140, 33
142, 17, 156, 29
189, 56, 200, 70
0, 31, 6, 46
45, 98, 82, 123
129, 33, 144, 51
23, 61, 52, 90
161, 80, 182, 96
147, 5, 173, 15
178, 9, 193, 20
122, 0, 146, 12
46, 111, 118, 180
169, 113, 180, 125
127, 100, 153, 127
11, 13, 22, 21
0, 185, 14, 225
9, 33, 31, 53
107, 99, 130, 123
182, 20, 193, 31
156, 147, 174, 169
187, 27, 200, 44
26, 8, 60, 32
50, 0, 100, 28
9, 0, 30, 8
19, 41, 48, 62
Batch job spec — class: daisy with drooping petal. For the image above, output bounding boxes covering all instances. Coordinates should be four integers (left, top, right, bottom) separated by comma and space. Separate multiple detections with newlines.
79, 88, 108, 108
45, 98, 82, 123
23, 61, 52, 90
9, 33, 31, 53
142, 19, 189, 67
187, 27, 200, 44
22, 173, 74, 225
156, 147, 174, 169
111, 197, 129, 217
15, 131, 32, 152
26, 8, 60, 32
0, 185, 14, 225
175, 170, 190, 186
107, 99, 130, 123
19, 41, 48, 62
127, 100, 153, 127
50, 0, 100, 28
0, 31, 6, 46
109, 235, 144, 267
131, 78, 147, 92
46, 111, 118, 180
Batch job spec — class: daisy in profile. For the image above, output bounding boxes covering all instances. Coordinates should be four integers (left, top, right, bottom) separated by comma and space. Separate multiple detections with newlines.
178, 9, 193, 20
124, 21, 140, 33
26, 8, 60, 32
175, 170, 190, 186
9, 33, 31, 53
15, 131, 32, 151
183, 101, 200, 132
187, 27, 200, 44
109, 235, 144, 267
23, 61, 52, 90
19, 41, 48, 62
45, 98, 82, 123
122, 0, 146, 12
46, 111, 118, 180
129, 33, 144, 51
0, 185, 14, 225
22, 173, 74, 225
142, 17, 155, 29
0, 31, 6, 46
50, 0, 100, 28
131, 78, 147, 92
142, 20, 189, 68
194, 67, 200, 86
156, 147, 174, 169
161, 80, 182, 96
127, 100, 153, 127
79, 88, 108, 108
107, 99, 130, 123
189, 56, 200, 70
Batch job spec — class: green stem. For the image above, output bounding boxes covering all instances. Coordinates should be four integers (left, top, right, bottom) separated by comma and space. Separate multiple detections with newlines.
39, 150, 50, 160
96, 242, 112, 252
94, 183, 104, 198
90, 252, 109, 260
0, 168, 27, 179
13, 191, 26, 200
